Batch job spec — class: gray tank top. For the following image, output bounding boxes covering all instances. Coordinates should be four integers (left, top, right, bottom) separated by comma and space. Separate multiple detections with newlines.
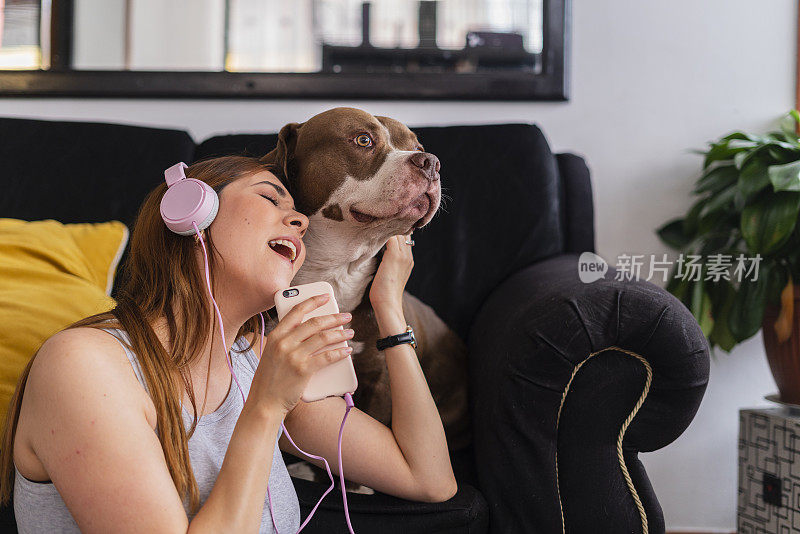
13, 327, 301, 533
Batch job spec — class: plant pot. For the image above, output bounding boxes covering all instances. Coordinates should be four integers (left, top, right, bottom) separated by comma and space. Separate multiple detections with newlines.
763, 285, 800, 405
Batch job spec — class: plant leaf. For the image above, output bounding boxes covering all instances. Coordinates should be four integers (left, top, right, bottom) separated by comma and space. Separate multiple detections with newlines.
699, 187, 737, 227
765, 263, 789, 306
703, 139, 755, 169
666, 269, 691, 304
740, 192, 800, 255
727, 139, 760, 150
737, 156, 771, 200
779, 110, 800, 142
699, 234, 732, 257
734, 150, 751, 170
691, 279, 714, 337
657, 219, 691, 250
728, 263, 770, 342
694, 165, 738, 194
709, 281, 738, 352
769, 159, 800, 192
720, 131, 763, 143
683, 198, 709, 238
767, 145, 800, 163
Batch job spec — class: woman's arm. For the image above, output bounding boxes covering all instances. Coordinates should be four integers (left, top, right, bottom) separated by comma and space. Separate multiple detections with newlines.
373, 304, 457, 501
279, 366, 457, 505
278, 233, 457, 503
279, 314, 459, 502
23, 328, 284, 534
368, 232, 457, 499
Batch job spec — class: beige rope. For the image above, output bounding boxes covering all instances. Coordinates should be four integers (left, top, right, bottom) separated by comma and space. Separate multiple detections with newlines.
554, 345, 653, 534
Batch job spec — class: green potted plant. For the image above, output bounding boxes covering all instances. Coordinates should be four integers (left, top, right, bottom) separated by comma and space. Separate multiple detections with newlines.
657, 110, 800, 403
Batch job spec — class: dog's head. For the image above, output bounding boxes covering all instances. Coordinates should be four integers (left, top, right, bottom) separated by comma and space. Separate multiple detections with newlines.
261, 107, 441, 242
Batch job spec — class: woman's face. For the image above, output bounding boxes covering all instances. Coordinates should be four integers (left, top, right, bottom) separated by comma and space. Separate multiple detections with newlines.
206, 170, 308, 311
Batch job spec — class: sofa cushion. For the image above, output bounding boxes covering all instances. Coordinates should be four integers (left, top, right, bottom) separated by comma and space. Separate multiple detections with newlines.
0, 117, 195, 230
196, 123, 565, 341
0, 219, 128, 425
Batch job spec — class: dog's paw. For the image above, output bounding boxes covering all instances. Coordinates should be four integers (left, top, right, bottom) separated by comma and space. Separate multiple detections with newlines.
344, 480, 375, 495
289, 459, 376, 495
296, 460, 377, 495
286, 460, 317, 482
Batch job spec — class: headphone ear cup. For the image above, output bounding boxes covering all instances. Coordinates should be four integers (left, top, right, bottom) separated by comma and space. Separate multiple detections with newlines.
160, 179, 219, 236
196, 192, 219, 232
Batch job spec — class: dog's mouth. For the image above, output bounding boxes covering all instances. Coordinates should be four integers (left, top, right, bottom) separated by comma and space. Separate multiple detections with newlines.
408, 193, 430, 215
350, 192, 433, 225
349, 207, 379, 224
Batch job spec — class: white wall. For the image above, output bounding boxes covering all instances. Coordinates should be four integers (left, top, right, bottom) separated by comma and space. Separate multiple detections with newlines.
0, 0, 794, 530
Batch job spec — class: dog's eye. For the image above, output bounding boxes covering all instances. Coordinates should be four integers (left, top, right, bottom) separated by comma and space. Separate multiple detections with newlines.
355, 134, 373, 147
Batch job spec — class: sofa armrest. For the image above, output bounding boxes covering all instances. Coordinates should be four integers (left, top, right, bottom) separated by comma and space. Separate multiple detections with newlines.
556, 153, 595, 255
466, 253, 709, 534
291, 476, 488, 533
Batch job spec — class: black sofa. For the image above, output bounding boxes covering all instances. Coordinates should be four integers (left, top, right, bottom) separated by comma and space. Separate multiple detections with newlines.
0, 116, 710, 533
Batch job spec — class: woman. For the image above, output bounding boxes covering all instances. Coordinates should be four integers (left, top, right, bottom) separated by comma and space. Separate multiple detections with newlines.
0, 156, 457, 533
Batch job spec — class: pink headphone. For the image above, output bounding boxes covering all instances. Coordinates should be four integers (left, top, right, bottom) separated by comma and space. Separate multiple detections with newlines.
160, 162, 219, 235
158, 162, 358, 534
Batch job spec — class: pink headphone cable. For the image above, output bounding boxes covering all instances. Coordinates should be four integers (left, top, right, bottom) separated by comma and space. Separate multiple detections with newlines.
193, 223, 357, 533
193, 222, 246, 405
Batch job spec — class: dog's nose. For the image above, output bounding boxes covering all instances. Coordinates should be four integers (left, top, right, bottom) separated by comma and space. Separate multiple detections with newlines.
409, 152, 441, 181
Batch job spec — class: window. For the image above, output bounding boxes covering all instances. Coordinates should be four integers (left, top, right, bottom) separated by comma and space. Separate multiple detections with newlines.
0, 0, 569, 100
0, 0, 43, 69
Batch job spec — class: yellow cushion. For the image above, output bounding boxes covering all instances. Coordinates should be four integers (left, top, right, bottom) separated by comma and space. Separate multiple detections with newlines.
0, 219, 129, 424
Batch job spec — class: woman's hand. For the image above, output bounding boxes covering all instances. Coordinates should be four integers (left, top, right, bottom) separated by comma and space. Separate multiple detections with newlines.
250, 294, 354, 416
369, 233, 414, 314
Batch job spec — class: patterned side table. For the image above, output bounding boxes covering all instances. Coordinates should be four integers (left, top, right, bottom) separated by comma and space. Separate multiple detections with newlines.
739, 405, 800, 533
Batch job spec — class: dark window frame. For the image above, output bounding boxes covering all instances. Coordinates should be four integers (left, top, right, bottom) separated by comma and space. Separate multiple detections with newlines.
0, 0, 570, 101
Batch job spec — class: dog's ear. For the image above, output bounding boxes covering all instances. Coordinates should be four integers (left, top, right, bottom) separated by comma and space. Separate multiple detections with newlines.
261, 122, 302, 184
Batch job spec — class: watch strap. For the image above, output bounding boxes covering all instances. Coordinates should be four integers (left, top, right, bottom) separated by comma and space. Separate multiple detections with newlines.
376, 325, 416, 351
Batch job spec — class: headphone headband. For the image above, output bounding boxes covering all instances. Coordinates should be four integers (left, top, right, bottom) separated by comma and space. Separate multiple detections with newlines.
164, 162, 189, 187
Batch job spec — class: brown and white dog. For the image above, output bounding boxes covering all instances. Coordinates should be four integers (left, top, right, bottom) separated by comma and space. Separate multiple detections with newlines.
260, 107, 470, 490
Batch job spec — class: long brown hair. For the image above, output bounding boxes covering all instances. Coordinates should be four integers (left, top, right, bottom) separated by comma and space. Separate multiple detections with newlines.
0, 156, 289, 514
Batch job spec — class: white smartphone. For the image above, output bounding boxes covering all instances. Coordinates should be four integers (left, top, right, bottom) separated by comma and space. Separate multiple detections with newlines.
274, 281, 358, 403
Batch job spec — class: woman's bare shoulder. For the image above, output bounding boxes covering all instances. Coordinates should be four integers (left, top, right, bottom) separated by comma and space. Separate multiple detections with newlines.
43, 325, 123, 345
34, 327, 132, 374
14, 327, 190, 532
26, 327, 156, 427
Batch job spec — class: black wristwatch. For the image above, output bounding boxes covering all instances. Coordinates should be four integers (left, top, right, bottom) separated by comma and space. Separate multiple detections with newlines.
376, 324, 417, 351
